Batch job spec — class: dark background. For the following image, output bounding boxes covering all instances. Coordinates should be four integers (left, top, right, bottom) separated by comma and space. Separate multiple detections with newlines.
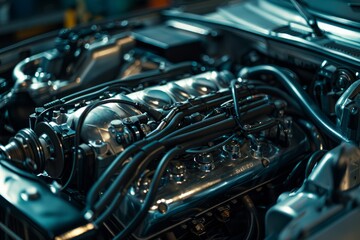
0, 0, 171, 47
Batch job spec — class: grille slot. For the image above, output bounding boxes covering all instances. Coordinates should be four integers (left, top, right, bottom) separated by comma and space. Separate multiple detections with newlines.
322, 41, 360, 58
0, 204, 45, 240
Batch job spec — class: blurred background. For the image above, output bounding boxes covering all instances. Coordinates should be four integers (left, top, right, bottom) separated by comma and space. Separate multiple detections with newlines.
0, 0, 173, 47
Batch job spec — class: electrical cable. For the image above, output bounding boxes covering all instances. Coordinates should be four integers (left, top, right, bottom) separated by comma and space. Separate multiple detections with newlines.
86, 79, 281, 217
185, 134, 236, 154
87, 92, 238, 208
44, 61, 200, 109
87, 94, 280, 211
88, 106, 230, 209
111, 146, 182, 239
93, 142, 165, 215
93, 126, 233, 216
163, 98, 277, 143
305, 150, 327, 177
242, 195, 260, 240
92, 127, 234, 221
296, 118, 326, 151
239, 65, 350, 144
104, 129, 242, 238
62, 98, 162, 190
161, 119, 236, 146
93, 142, 165, 222
86, 112, 185, 208
230, 79, 246, 131
164, 113, 228, 140
249, 84, 302, 114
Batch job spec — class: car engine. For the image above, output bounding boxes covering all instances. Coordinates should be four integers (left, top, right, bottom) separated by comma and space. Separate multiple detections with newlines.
0, 0, 360, 239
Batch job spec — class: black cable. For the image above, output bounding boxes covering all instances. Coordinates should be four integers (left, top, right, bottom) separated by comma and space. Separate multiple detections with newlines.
296, 118, 326, 151
161, 118, 236, 146
146, 112, 185, 140
60, 152, 77, 190
249, 84, 302, 114
160, 101, 277, 150
112, 146, 182, 239
165, 95, 275, 143
282, 154, 312, 188
86, 143, 143, 208
305, 150, 327, 178
164, 113, 228, 140
86, 112, 185, 208
146, 108, 180, 138
91, 127, 234, 221
86, 85, 276, 213
230, 79, 246, 131
239, 65, 350, 144
234, 94, 269, 113
108, 129, 241, 238
93, 125, 234, 215
34, 105, 59, 128
147, 91, 239, 140
64, 86, 111, 105
185, 94, 233, 115
163, 100, 279, 145
185, 134, 235, 154
62, 86, 131, 106
89, 94, 235, 202
245, 118, 278, 133
242, 195, 260, 240
44, 61, 200, 109
87, 89, 277, 210
36, 89, 157, 128
243, 206, 255, 240
93, 142, 165, 215
93, 142, 165, 221
63, 98, 162, 190
87, 112, 229, 209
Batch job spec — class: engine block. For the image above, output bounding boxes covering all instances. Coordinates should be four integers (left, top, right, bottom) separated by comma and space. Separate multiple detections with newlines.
0, 1, 359, 239
120, 124, 308, 238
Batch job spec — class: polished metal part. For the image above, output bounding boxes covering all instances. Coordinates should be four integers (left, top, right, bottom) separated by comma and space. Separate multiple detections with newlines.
119, 124, 309, 238
67, 71, 231, 161
12, 34, 135, 105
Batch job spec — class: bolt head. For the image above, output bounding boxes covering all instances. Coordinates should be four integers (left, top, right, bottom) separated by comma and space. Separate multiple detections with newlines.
20, 187, 40, 201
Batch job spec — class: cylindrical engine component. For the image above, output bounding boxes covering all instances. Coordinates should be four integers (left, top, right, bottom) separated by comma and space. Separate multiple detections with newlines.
0, 128, 48, 174
335, 79, 360, 144
266, 143, 360, 239
7, 34, 135, 130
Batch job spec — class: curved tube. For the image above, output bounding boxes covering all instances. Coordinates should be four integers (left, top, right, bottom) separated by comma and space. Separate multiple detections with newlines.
239, 65, 349, 144
109, 146, 182, 239
296, 119, 325, 151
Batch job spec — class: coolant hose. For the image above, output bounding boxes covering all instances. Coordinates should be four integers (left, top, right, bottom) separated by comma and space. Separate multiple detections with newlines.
239, 65, 349, 144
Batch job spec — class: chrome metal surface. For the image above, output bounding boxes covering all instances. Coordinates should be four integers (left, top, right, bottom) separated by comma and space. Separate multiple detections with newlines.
118, 123, 309, 238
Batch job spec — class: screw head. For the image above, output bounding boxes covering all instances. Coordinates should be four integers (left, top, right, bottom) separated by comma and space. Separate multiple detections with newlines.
20, 187, 40, 201
158, 202, 168, 214
261, 158, 270, 168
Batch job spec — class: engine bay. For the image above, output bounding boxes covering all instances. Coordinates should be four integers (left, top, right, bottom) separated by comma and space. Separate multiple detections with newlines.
0, 1, 360, 239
